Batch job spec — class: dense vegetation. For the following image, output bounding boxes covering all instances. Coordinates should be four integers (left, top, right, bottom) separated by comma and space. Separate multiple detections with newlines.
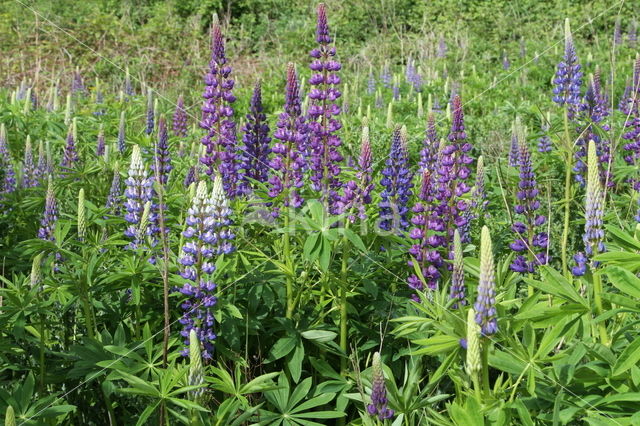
1, 1, 640, 424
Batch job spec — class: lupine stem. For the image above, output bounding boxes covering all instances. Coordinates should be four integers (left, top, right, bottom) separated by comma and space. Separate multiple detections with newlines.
39, 313, 45, 393
592, 272, 609, 345
481, 343, 490, 399
561, 110, 573, 278
339, 226, 350, 376
284, 208, 294, 319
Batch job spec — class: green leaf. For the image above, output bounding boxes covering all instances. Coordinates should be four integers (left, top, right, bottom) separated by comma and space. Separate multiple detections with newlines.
604, 266, 640, 299
288, 343, 304, 383
301, 330, 337, 343
612, 336, 640, 376
342, 229, 366, 252
411, 335, 460, 356
267, 337, 298, 362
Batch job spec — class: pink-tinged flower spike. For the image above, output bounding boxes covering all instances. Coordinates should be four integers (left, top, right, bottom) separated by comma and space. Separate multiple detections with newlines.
173, 94, 188, 138
22, 136, 37, 188
200, 21, 240, 198
307, 3, 344, 211
267, 63, 308, 214
336, 119, 373, 221
61, 118, 80, 174
239, 81, 271, 193
475, 226, 497, 336
552, 19, 583, 120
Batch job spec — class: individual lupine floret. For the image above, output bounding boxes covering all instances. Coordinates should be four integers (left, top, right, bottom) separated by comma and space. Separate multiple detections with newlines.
337, 119, 373, 222
450, 230, 466, 307
145, 88, 154, 135
379, 126, 413, 232
178, 177, 234, 359
474, 226, 497, 336
509, 142, 549, 273
200, 21, 240, 198
151, 117, 172, 185
239, 81, 271, 192
366, 352, 394, 421
267, 63, 308, 213
552, 19, 583, 120
307, 3, 344, 210
173, 94, 188, 138
419, 112, 439, 171
96, 125, 105, 157
22, 136, 37, 188
61, 119, 80, 173
37, 176, 57, 242
123, 145, 154, 250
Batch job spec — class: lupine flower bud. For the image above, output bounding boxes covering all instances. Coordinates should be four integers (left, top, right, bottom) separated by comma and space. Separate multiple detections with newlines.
77, 188, 86, 241
64, 94, 72, 125
450, 230, 466, 307
5, 405, 15, 426
188, 328, 205, 400
30, 252, 43, 288
583, 140, 605, 260
124, 67, 134, 96
465, 308, 481, 377
118, 111, 127, 153
366, 352, 394, 420
386, 101, 393, 128
475, 226, 497, 336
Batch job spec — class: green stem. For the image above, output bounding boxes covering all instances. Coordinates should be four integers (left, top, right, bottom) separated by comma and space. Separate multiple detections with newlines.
284, 209, 294, 319
339, 230, 350, 376
101, 384, 116, 425
481, 342, 490, 399
561, 110, 573, 278
39, 313, 45, 393
592, 272, 609, 345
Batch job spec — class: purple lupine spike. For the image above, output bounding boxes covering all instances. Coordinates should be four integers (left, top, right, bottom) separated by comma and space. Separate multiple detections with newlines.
124, 67, 134, 97
405, 57, 415, 85
380, 63, 392, 88
407, 169, 440, 295
419, 112, 439, 171
475, 226, 498, 336
619, 80, 633, 114
61, 120, 80, 173
239, 81, 271, 193
502, 52, 510, 70
510, 141, 549, 274
178, 177, 234, 359
552, 19, 583, 120
307, 3, 344, 211
71, 68, 86, 95
622, 56, 640, 167
575, 70, 612, 187
437, 36, 447, 58
583, 140, 606, 258
538, 118, 552, 153
106, 166, 122, 216
145, 89, 154, 135
337, 122, 373, 221
629, 19, 638, 47
96, 125, 105, 157
200, 22, 240, 198
614, 17, 622, 46
118, 111, 127, 154
184, 165, 198, 188
152, 117, 172, 186
22, 137, 37, 188
366, 352, 394, 421
123, 145, 154, 250
379, 126, 413, 233
367, 70, 376, 95
173, 94, 188, 138
392, 77, 400, 101
35, 141, 46, 184
37, 176, 57, 241
1, 127, 18, 199
267, 63, 308, 213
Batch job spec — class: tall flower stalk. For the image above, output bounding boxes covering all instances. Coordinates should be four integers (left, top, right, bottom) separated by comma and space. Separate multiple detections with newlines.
419, 112, 439, 172
337, 119, 373, 222
307, 3, 344, 211
173, 94, 188, 138
123, 145, 153, 250
367, 352, 394, 420
240, 81, 271, 192
152, 117, 172, 186
200, 21, 239, 197
379, 126, 413, 233
22, 136, 37, 188
0, 124, 16, 203
61, 118, 80, 174
552, 19, 583, 120
37, 176, 57, 242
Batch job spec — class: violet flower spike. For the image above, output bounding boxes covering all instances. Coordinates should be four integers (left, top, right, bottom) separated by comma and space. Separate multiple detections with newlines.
419, 112, 439, 171
37, 176, 57, 242
173, 94, 189, 138
475, 226, 498, 336
22, 137, 37, 188
307, 3, 344, 211
152, 117, 172, 186
552, 19, 583, 120
60, 119, 80, 174
366, 352, 394, 420
123, 145, 153, 250
145, 89, 154, 135
379, 126, 413, 233
96, 125, 105, 157
239, 81, 271, 193
337, 120, 373, 221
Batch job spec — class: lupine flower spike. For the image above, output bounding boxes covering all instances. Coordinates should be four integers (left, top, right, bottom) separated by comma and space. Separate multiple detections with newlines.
367, 352, 394, 420
552, 19, 583, 120
200, 21, 240, 197
77, 188, 86, 241
475, 226, 497, 336
240, 81, 271, 192
152, 117, 172, 186
123, 145, 153, 250
22, 136, 37, 188
38, 176, 57, 242
173, 94, 188, 138
188, 328, 205, 401
0, 124, 16, 200
379, 126, 413, 233
307, 3, 344, 211
337, 119, 373, 221
61, 118, 80, 173
145, 88, 154, 135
